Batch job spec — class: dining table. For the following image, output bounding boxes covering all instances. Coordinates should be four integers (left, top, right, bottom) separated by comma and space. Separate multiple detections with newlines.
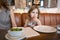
0, 27, 60, 40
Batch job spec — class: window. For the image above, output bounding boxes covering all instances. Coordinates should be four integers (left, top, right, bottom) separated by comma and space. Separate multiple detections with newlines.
40, 0, 44, 7
14, 0, 57, 8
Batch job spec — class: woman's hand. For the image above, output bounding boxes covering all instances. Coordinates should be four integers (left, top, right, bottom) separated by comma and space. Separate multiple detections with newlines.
12, 23, 17, 27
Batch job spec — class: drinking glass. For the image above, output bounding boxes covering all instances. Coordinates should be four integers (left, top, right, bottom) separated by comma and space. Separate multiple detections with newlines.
56, 24, 60, 34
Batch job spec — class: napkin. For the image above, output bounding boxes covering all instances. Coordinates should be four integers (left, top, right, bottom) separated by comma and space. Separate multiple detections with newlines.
23, 27, 40, 38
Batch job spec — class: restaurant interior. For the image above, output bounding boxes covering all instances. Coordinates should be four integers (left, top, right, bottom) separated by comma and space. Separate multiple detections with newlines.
0, 0, 60, 40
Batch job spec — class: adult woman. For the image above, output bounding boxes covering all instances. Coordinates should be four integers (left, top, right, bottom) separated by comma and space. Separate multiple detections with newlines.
24, 5, 41, 28
0, 0, 17, 29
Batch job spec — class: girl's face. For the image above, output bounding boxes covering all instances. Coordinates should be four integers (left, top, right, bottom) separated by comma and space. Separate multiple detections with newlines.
30, 9, 38, 18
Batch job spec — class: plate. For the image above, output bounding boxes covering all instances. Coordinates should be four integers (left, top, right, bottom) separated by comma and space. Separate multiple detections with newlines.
33, 25, 56, 33
5, 33, 25, 40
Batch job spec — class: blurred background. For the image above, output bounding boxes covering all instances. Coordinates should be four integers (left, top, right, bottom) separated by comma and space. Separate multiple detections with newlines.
7, 0, 60, 13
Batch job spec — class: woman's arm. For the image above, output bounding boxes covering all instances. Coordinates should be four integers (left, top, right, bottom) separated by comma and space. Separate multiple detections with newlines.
10, 7, 17, 27
24, 19, 28, 27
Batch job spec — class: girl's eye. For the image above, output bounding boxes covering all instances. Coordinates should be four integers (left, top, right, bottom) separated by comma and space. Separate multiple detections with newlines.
32, 12, 35, 13
32, 12, 38, 14
36, 12, 38, 14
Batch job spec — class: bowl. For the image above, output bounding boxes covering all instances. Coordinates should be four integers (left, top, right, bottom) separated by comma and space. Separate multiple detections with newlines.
8, 27, 23, 37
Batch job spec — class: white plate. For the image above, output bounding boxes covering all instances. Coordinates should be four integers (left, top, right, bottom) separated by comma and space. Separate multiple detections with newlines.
5, 33, 25, 40
33, 25, 56, 33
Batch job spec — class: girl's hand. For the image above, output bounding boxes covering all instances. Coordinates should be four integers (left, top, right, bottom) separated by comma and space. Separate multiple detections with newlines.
33, 19, 42, 26
33, 18, 38, 21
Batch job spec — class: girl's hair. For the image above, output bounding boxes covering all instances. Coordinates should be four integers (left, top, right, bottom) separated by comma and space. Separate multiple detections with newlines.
28, 5, 40, 19
0, 0, 9, 10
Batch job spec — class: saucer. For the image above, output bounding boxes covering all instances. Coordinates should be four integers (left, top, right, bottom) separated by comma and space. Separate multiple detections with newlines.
5, 33, 25, 40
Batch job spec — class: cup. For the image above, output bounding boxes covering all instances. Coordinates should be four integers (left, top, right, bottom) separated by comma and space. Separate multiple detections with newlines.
56, 24, 60, 34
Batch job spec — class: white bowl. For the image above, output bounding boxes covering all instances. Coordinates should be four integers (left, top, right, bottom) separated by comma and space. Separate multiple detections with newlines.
8, 27, 23, 37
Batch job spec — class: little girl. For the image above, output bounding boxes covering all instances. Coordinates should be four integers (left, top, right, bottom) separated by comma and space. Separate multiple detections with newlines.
24, 5, 41, 28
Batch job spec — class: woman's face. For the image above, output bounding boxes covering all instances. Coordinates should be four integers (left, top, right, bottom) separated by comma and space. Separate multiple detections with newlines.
30, 9, 38, 18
